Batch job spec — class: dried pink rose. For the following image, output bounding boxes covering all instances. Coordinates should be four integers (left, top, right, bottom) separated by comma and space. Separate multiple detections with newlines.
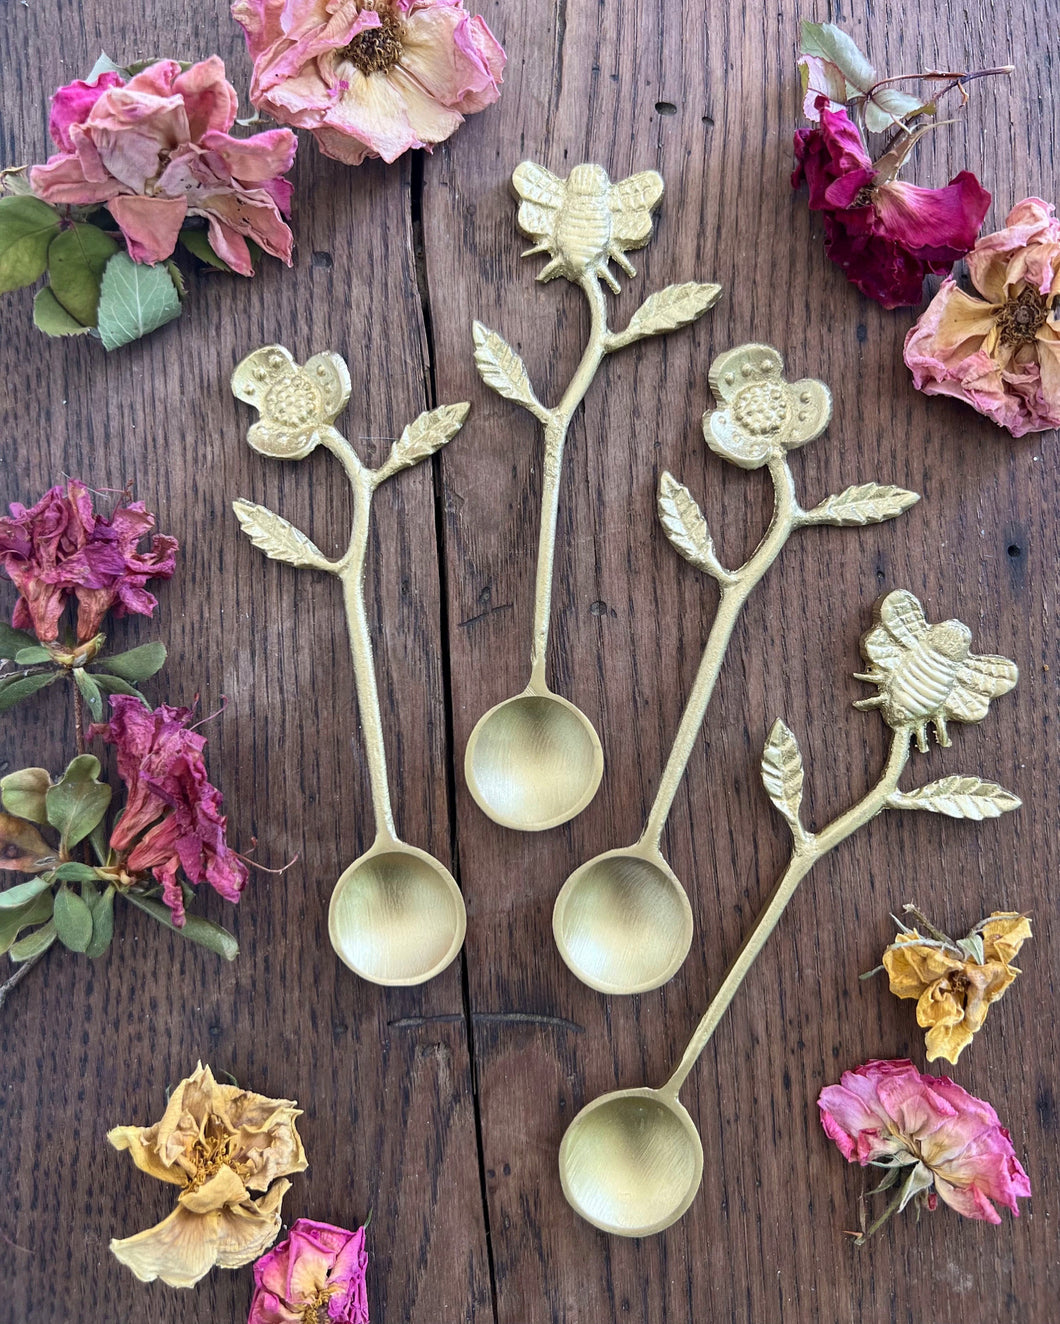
231, 0, 505, 166
904, 198, 1060, 436
248, 1219, 369, 1324
0, 481, 177, 644
793, 103, 990, 308
819, 1059, 1030, 1241
92, 695, 248, 926
30, 58, 297, 274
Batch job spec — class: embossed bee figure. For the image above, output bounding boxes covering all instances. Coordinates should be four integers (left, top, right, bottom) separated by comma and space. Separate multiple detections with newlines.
512, 161, 664, 292
853, 589, 1018, 751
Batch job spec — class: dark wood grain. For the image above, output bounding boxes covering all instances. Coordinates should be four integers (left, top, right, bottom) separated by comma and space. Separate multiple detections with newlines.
423, 1, 1059, 1322
2, 0, 1059, 1320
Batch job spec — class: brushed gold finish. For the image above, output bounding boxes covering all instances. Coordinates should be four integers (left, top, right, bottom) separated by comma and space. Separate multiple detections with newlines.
464, 161, 722, 832
231, 345, 469, 986
553, 345, 921, 993
559, 591, 1020, 1236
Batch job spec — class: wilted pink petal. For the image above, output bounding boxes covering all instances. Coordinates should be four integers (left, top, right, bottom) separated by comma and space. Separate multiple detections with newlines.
30, 58, 296, 269
250, 1219, 369, 1324
232, 0, 505, 166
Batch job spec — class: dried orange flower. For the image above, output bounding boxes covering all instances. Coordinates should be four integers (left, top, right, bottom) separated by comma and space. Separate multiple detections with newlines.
108, 1062, 307, 1288
880, 908, 1031, 1064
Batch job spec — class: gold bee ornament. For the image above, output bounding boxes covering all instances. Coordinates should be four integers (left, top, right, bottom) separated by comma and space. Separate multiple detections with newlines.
512, 161, 664, 291
854, 590, 1019, 751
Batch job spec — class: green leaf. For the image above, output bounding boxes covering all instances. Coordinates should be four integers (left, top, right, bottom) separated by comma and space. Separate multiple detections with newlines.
124, 891, 239, 960
47, 222, 121, 325
0, 671, 60, 710
0, 876, 52, 909
91, 673, 148, 704
957, 933, 986, 965
89, 819, 110, 866
103, 641, 167, 683
865, 88, 927, 134
0, 890, 53, 955
96, 251, 182, 351
799, 21, 877, 99
179, 228, 234, 273
85, 884, 115, 958
0, 767, 52, 823
14, 645, 53, 664
50, 861, 103, 883
9, 918, 56, 962
165, 259, 187, 300
53, 884, 93, 951
45, 753, 112, 851
73, 666, 104, 722
33, 285, 94, 337
0, 624, 38, 658
0, 195, 61, 293
87, 51, 129, 81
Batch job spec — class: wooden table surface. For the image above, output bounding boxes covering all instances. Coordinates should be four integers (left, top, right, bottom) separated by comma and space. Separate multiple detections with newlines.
2, 1, 1057, 1320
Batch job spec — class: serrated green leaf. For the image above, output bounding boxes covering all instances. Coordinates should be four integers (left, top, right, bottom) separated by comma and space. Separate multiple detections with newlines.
0, 889, 53, 954
0, 876, 53, 909
0, 671, 60, 710
33, 285, 95, 337
956, 934, 986, 965
124, 891, 239, 960
14, 645, 53, 664
800, 21, 876, 98
179, 228, 234, 273
102, 641, 167, 683
0, 767, 52, 823
45, 753, 112, 851
0, 624, 38, 658
72, 666, 104, 722
9, 917, 56, 962
96, 251, 182, 351
91, 673, 148, 703
53, 885, 94, 952
49, 861, 103, 883
48, 223, 120, 325
85, 884, 115, 958
0, 195, 61, 293
864, 88, 927, 133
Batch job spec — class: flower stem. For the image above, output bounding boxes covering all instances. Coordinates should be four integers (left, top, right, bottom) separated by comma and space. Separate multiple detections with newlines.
73, 680, 86, 755
0, 952, 43, 1012
854, 1183, 906, 1246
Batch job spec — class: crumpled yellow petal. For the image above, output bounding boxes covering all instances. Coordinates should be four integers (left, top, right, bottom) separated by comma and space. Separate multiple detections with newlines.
107, 1123, 188, 1186
916, 961, 1017, 1064
178, 1163, 249, 1214
883, 933, 962, 999
109, 1182, 291, 1288
980, 912, 1032, 967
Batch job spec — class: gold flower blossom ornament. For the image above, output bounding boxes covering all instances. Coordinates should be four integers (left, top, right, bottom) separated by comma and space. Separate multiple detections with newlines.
705, 345, 831, 469
108, 1062, 307, 1288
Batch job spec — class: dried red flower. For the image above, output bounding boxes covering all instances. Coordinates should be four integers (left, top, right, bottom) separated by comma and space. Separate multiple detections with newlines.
92, 695, 248, 926
793, 104, 990, 309
0, 481, 177, 643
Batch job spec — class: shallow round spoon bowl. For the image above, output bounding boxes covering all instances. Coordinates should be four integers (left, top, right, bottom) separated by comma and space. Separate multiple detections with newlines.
559, 1087, 704, 1237
553, 848, 693, 993
465, 691, 603, 831
329, 843, 466, 986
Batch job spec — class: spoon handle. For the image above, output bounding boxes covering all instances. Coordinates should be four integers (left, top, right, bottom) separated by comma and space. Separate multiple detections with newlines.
662, 727, 910, 1096
338, 466, 398, 843
529, 276, 609, 690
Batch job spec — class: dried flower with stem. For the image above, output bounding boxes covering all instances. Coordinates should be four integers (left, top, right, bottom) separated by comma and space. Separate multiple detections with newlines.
866, 903, 1031, 1064
109, 1062, 307, 1288
819, 1059, 1030, 1243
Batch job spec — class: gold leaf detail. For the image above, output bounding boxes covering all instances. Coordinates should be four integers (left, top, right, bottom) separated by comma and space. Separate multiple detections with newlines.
624, 282, 722, 339
804, 483, 920, 526
472, 322, 541, 411
761, 719, 805, 832
232, 500, 327, 569
888, 776, 1021, 820
379, 403, 470, 479
657, 472, 721, 576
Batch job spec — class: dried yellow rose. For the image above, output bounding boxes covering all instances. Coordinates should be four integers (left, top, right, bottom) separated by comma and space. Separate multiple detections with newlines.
882, 911, 1031, 1065
108, 1062, 308, 1288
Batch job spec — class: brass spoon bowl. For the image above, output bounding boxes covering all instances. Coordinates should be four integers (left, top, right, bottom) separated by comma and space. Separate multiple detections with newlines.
552, 843, 692, 993
464, 688, 603, 832
328, 838, 467, 987
559, 1087, 703, 1236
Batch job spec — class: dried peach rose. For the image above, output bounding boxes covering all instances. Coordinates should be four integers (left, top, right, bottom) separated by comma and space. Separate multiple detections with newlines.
882, 911, 1031, 1064
108, 1062, 307, 1288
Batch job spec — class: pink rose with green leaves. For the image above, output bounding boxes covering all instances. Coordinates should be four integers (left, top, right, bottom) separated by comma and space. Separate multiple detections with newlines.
231, 0, 505, 165
30, 58, 297, 274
